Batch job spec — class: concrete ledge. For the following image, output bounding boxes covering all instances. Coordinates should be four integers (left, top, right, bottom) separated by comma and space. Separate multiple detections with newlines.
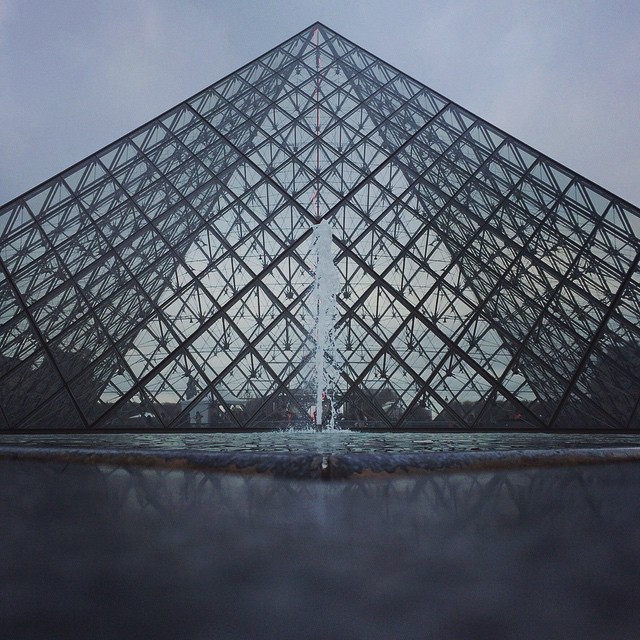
2, 445, 640, 479
0, 446, 326, 479
327, 447, 640, 478
3, 448, 640, 638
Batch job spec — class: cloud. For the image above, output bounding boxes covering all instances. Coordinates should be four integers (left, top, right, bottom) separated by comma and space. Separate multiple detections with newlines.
0, 0, 639, 207
0, 0, 240, 202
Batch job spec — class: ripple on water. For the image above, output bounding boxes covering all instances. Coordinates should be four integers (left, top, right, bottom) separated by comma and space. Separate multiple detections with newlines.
2, 430, 640, 455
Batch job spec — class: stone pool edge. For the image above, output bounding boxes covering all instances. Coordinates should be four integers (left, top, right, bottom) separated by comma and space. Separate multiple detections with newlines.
2, 445, 640, 480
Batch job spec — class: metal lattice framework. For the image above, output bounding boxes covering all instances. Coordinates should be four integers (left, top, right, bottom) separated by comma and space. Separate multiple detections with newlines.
1, 23, 640, 431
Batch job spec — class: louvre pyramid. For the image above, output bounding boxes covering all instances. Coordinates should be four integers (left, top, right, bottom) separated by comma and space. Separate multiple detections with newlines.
2, 22, 640, 431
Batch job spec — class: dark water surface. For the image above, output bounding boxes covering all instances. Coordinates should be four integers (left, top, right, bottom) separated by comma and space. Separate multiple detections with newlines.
3, 430, 640, 454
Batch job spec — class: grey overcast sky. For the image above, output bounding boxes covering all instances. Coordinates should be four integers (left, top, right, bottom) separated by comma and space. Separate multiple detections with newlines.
1, 0, 639, 207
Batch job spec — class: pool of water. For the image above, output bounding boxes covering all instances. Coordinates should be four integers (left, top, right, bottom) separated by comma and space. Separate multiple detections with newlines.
2, 430, 640, 454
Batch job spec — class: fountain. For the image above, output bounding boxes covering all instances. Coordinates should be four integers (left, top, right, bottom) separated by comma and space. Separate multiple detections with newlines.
311, 218, 341, 430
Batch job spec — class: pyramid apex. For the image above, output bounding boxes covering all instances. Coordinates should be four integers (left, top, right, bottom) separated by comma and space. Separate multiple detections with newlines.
1, 23, 639, 431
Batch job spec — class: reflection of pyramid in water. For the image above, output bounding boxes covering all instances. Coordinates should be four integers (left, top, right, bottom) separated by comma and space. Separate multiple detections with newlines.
2, 22, 640, 431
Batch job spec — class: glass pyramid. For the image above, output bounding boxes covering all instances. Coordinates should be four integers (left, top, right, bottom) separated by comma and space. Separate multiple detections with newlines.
2, 22, 640, 431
